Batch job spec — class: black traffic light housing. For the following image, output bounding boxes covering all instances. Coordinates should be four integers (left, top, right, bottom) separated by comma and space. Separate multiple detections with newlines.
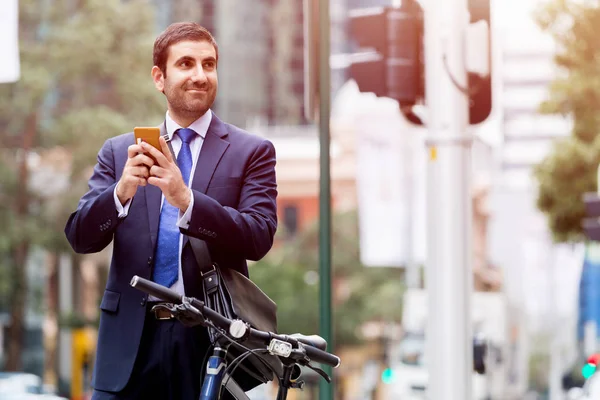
348, 0, 492, 125
468, 0, 492, 124
583, 192, 600, 241
348, 1, 424, 124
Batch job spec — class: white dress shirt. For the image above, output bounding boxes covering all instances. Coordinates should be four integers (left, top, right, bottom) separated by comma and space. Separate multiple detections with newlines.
114, 110, 213, 296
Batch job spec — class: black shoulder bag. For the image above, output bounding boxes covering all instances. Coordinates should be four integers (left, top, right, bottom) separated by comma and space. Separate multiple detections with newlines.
188, 237, 283, 390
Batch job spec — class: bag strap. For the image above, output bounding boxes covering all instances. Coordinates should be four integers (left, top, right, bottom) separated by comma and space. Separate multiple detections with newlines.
163, 132, 214, 273
189, 237, 214, 273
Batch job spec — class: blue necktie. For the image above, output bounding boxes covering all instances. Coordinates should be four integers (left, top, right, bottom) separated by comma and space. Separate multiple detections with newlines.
152, 128, 195, 288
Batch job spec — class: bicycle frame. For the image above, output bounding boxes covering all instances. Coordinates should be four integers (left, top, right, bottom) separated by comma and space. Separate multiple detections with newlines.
200, 346, 228, 400
199, 343, 303, 400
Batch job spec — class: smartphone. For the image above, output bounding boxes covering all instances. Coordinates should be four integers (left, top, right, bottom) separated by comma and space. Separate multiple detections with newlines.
134, 127, 162, 163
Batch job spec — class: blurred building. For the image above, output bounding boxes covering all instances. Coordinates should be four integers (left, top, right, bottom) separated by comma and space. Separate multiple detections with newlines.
253, 122, 357, 239
153, 0, 352, 128
487, 0, 583, 397
153, 0, 304, 127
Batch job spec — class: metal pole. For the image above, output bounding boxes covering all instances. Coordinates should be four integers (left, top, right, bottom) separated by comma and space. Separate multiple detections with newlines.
548, 246, 562, 400
424, 0, 473, 398
318, 0, 333, 399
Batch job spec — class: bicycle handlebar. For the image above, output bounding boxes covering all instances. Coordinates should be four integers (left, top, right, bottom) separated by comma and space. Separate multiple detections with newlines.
130, 275, 341, 368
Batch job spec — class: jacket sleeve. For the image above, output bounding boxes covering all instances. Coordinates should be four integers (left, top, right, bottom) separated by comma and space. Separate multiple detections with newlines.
64, 138, 122, 254
181, 139, 278, 261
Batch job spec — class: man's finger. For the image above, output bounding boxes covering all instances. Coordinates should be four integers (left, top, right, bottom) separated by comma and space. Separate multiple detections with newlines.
131, 153, 155, 168
147, 176, 164, 188
159, 136, 174, 163
141, 142, 169, 167
127, 143, 145, 159
131, 166, 149, 178
149, 165, 166, 178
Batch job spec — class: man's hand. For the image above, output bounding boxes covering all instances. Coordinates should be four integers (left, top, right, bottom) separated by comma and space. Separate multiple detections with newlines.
116, 142, 155, 205
142, 137, 191, 212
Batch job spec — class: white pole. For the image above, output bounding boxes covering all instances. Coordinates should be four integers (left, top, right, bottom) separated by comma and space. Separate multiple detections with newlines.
548, 246, 562, 400
424, 0, 473, 398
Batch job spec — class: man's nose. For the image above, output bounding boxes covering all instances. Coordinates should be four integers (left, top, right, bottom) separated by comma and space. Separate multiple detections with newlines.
191, 66, 207, 83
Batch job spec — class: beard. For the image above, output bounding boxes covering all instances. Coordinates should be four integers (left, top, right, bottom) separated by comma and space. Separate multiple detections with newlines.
163, 80, 216, 119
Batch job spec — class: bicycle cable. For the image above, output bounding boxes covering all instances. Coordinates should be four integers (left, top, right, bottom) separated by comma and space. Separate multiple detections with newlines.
219, 348, 273, 400
201, 319, 279, 400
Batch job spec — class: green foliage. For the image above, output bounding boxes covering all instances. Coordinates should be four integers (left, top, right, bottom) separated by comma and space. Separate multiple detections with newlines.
0, 0, 164, 269
0, 0, 164, 365
251, 211, 405, 347
533, 0, 600, 242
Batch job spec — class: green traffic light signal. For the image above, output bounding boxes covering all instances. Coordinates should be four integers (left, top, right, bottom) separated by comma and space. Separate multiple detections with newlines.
382, 368, 396, 384
583, 363, 597, 379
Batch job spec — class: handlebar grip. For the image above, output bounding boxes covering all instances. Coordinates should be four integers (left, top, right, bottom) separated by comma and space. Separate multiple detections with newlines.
302, 345, 341, 368
130, 276, 183, 304
290, 334, 328, 351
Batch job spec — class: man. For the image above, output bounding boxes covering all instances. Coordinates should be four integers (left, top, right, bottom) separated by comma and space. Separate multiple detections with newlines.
64, 22, 278, 399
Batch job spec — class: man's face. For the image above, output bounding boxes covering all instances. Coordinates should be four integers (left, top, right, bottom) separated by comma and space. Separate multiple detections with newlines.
152, 40, 218, 120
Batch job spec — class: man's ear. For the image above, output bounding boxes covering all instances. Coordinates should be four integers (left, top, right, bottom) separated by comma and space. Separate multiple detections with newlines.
151, 66, 165, 92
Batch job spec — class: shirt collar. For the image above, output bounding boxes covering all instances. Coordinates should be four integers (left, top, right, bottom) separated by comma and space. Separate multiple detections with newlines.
165, 109, 212, 141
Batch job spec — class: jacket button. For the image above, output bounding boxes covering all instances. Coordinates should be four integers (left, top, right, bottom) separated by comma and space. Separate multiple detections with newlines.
147, 256, 152, 265
140, 297, 146, 306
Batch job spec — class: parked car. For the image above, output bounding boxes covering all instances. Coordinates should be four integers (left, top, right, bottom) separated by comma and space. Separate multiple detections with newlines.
0, 372, 67, 399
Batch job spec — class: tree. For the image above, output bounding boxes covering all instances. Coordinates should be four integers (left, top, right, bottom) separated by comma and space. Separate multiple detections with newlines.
250, 211, 405, 347
534, 0, 600, 242
0, 0, 163, 370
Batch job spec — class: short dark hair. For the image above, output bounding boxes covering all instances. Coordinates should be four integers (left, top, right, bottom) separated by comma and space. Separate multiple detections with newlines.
153, 22, 218, 78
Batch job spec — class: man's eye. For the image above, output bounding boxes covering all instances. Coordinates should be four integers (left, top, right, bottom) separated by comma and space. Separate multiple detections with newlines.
180, 61, 192, 67
204, 62, 215, 69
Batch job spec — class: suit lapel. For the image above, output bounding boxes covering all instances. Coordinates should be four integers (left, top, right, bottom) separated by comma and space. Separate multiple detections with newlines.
191, 114, 230, 194
181, 115, 229, 249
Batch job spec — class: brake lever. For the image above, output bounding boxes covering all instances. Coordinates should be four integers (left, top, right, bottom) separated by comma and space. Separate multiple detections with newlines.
288, 343, 332, 383
178, 298, 207, 327
152, 299, 206, 327
305, 364, 331, 383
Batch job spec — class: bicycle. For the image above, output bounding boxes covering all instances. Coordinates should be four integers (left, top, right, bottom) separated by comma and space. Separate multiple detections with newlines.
129, 275, 341, 400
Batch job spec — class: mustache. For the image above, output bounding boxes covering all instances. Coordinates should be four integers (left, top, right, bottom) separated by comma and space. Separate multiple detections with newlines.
186, 83, 209, 91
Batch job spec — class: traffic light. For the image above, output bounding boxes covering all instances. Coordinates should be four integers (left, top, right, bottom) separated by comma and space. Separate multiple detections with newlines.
381, 367, 396, 384
347, 0, 492, 125
468, 0, 492, 124
348, 1, 424, 124
582, 353, 600, 379
583, 192, 600, 240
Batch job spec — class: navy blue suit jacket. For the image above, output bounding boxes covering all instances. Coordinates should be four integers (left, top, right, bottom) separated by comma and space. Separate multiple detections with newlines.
64, 114, 278, 392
